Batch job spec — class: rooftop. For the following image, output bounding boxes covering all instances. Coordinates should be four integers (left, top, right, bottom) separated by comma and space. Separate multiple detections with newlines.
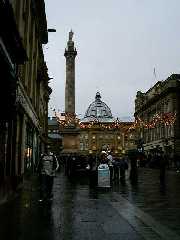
81, 92, 114, 123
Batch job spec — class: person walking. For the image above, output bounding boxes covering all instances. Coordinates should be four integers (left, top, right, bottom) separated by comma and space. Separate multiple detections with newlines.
159, 151, 168, 185
120, 156, 129, 183
107, 151, 113, 184
174, 154, 180, 173
37, 146, 59, 202
129, 152, 138, 184
113, 157, 120, 181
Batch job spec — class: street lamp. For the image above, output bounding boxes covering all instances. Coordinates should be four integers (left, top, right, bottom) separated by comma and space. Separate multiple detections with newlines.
48, 28, 56, 32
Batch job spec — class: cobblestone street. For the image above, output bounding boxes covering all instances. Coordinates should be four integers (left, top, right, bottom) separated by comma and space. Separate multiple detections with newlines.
1, 168, 180, 240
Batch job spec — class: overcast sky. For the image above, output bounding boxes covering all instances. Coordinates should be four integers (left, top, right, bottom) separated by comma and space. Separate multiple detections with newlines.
44, 0, 180, 120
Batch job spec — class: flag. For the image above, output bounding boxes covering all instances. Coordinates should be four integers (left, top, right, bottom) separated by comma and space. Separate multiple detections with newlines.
153, 67, 157, 79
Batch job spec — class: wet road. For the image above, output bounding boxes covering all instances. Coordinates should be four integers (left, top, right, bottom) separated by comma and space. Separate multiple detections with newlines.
1, 168, 180, 240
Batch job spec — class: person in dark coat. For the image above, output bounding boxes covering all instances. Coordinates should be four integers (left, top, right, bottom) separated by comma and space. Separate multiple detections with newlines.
113, 157, 120, 181
174, 154, 180, 173
120, 156, 129, 183
129, 152, 138, 184
88, 155, 98, 187
159, 151, 168, 185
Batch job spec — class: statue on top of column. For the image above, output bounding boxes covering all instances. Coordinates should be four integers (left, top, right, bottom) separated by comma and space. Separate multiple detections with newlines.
69, 30, 74, 41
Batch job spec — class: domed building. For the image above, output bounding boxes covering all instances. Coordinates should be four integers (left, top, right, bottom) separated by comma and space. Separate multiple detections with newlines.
79, 92, 135, 155
81, 92, 114, 123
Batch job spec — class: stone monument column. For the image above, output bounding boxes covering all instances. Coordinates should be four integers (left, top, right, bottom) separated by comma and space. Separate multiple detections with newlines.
64, 30, 77, 114
62, 31, 79, 154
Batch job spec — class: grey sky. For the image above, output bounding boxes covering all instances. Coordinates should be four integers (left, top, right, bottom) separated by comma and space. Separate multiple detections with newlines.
44, 0, 180, 120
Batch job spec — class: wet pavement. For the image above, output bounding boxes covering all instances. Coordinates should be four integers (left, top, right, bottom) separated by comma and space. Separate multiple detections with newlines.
0, 168, 180, 240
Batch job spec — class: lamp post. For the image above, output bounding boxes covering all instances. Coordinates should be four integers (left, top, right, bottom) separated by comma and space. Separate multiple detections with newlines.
48, 28, 56, 32
43, 28, 56, 50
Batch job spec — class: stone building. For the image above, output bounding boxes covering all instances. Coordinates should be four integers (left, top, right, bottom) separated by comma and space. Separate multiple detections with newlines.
48, 117, 62, 157
134, 74, 180, 158
79, 92, 135, 155
0, 0, 50, 202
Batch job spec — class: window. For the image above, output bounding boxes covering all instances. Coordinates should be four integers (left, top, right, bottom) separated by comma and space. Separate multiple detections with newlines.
85, 142, 89, 150
80, 142, 84, 151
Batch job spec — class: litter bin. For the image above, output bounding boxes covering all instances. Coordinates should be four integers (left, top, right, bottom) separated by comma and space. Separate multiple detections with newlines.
98, 164, 110, 188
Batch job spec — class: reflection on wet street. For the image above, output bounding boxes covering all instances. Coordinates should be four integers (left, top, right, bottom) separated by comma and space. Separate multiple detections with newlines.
1, 168, 180, 240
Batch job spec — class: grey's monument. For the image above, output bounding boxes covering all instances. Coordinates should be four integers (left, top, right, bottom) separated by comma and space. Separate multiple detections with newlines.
64, 30, 77, 114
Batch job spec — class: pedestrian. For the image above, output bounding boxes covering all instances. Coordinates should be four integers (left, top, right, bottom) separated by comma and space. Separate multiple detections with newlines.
113, 157, 120, 181
89, 155, 98, 187
100, 151, 108, 164
65, 154, 71, 176
174, 154, 180, 173
69, 153, 76, 177
107, 151, 113, 184
120, 156, 129, 183
0, 160, 5, 188
129, 152, 138, 184
159, 151, 168, 185
37, 146, 59, 202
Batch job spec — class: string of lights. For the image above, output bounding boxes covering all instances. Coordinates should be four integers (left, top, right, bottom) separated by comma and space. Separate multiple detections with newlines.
129, 112, 176, 131
53, 109, 176, 132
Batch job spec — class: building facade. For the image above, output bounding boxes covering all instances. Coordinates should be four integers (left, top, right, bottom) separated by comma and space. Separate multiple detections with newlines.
57, 92, 135, 156
48, 117, 62, 157
0, 0, 50, 202
134, 74, 180, 158
79, 92, 135, 155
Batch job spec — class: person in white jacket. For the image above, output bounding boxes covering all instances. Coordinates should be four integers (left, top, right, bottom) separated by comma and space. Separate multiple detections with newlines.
107, 152, 113, 183
37, 147, 59, 201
